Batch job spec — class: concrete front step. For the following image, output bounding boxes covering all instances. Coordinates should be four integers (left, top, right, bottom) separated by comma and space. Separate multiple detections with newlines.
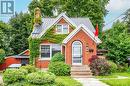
71, 65, 93, 78
71, 71, 92, 75
71, 75, 94, 78
71, 69, 91, 72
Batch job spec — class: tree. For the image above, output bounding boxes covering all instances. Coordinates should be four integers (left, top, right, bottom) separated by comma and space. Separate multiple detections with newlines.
0, 49, 5, 64
61, 0, 109, 35
101, 21, 130, 65
9, 12, 33, 55
124, 8, 130, 33
0, 21, 13, 55
28, 0, 54, 17
28, 0, 109, 37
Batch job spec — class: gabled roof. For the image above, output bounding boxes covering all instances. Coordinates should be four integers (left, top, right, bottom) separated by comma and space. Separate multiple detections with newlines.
31, 13, 95, 38
62, 24, 102, 44
5, 49, 30, 59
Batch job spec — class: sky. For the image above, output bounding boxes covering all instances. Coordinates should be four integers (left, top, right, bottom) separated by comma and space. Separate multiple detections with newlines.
0, 0, 130, 30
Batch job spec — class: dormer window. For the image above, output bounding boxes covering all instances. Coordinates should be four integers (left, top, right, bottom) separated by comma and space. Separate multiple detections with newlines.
56, 24, 69, 34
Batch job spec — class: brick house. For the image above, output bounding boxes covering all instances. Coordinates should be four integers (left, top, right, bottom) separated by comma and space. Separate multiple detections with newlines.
30, 13, 101, 70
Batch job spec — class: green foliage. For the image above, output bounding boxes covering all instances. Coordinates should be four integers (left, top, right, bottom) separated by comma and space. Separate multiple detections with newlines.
42, 26, 68, 43
26, 71, 56, 85
117, 64, 128, 72
3, 69, 28, 84
49, 62, 70, 76
0, 49, 5, 64
107, 60, 118, 73
90, 58, 111, 76
28, 0, 109, 37
100, 21, 130, 65
0, 21, 13, 55
51, 52, 65, 62
34, 7, 42, 24
28, 0, 54, 17
29, 26, 68, 64
20, 65, 37, 73
56, 76, 82, 86
29, 38, 41, 64
124, 8, 130, 34
9, 12, 33, 55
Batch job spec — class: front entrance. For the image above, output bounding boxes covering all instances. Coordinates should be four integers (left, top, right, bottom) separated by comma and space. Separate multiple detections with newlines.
72, 41, 82, 65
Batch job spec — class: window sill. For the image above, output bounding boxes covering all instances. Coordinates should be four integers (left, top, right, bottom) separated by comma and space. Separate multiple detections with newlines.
38, 58, 51, 60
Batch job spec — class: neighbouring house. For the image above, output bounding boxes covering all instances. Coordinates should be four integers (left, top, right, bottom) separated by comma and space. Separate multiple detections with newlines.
29, 11, 101, 70
0, 49, 30, 70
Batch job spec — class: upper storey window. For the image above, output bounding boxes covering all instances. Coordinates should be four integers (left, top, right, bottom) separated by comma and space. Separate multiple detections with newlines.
56, 24, 69, 34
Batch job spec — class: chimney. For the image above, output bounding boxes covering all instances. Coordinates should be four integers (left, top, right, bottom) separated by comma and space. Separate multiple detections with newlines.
34, 7, 42, 25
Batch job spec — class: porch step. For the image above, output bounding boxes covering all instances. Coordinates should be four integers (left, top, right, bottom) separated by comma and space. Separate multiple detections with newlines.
71, 65, 93, 78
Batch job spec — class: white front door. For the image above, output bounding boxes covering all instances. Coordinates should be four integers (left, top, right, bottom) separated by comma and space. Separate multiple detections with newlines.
72, 41, 82, 65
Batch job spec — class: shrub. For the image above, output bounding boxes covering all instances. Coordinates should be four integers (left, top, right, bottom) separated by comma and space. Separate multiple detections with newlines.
89, 58, 111, 76
107, 60, 118, 73
51, 52, 65, 62
49, 62, 70, 76
26, 71, 56, 85
117, 64, 128, 72
0, 49, 5, 64
89, 55, 98, 63
20, 65, 36, 73
3, 69, 28, 84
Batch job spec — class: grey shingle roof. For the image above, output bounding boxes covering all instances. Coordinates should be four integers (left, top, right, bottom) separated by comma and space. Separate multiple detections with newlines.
31, 17, 95, 37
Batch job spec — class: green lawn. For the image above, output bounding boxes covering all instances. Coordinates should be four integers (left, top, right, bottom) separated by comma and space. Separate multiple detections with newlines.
97, 73, 130, 86
56, 76, 82, 86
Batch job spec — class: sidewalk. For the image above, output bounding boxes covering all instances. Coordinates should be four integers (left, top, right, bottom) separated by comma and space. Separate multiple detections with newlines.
0, 75, 3, 85
74, 78, 109, 86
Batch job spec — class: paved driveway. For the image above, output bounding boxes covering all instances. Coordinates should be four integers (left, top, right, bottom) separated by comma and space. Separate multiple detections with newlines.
74, 78, 109, 86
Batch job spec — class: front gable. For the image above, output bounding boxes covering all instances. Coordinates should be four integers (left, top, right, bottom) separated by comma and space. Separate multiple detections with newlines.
40, 17, 76, 43
63, 24, 101, 44
39, 13, 76, 38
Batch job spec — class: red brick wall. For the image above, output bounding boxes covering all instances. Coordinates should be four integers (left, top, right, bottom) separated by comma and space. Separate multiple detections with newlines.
35, 18, 74, 68
35, 59, 50, 68
35, 18, 97, 68
65, 29, 97, 66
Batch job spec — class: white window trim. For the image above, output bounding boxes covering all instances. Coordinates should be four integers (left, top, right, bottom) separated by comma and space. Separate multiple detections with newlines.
72, 41, 82, 65
56, 24, 69, 34
39, 44, 61, 60
39, 44, 52, 60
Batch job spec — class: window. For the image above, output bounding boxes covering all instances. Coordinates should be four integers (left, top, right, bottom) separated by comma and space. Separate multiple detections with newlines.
41, 45, 50, 59
40, 44, 61, 60
52, 44, 61, 56
57, 25, 62, 33
56, 24, 69, 34
63, 24, 68, 34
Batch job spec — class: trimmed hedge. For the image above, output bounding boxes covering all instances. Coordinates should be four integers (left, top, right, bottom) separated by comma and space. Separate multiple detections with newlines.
49, 62, 70, 76
3, 69, 28, 84
26, 71, 56, 85
51, 52, 65, 62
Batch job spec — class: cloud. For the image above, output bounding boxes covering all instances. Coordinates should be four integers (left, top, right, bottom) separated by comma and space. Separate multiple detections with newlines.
106, 0, 130, 11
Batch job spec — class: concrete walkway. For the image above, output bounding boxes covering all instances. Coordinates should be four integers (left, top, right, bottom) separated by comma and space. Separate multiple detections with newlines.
0, 75, 3, 86
74, 78, 109, 86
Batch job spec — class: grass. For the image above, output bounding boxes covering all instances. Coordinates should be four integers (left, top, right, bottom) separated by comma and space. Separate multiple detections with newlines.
56, 76, 82, 86
97, 72, 130, 79
97, 72, 130, 86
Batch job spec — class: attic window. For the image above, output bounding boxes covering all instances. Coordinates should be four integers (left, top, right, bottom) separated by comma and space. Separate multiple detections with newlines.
56, 24, 69, 34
